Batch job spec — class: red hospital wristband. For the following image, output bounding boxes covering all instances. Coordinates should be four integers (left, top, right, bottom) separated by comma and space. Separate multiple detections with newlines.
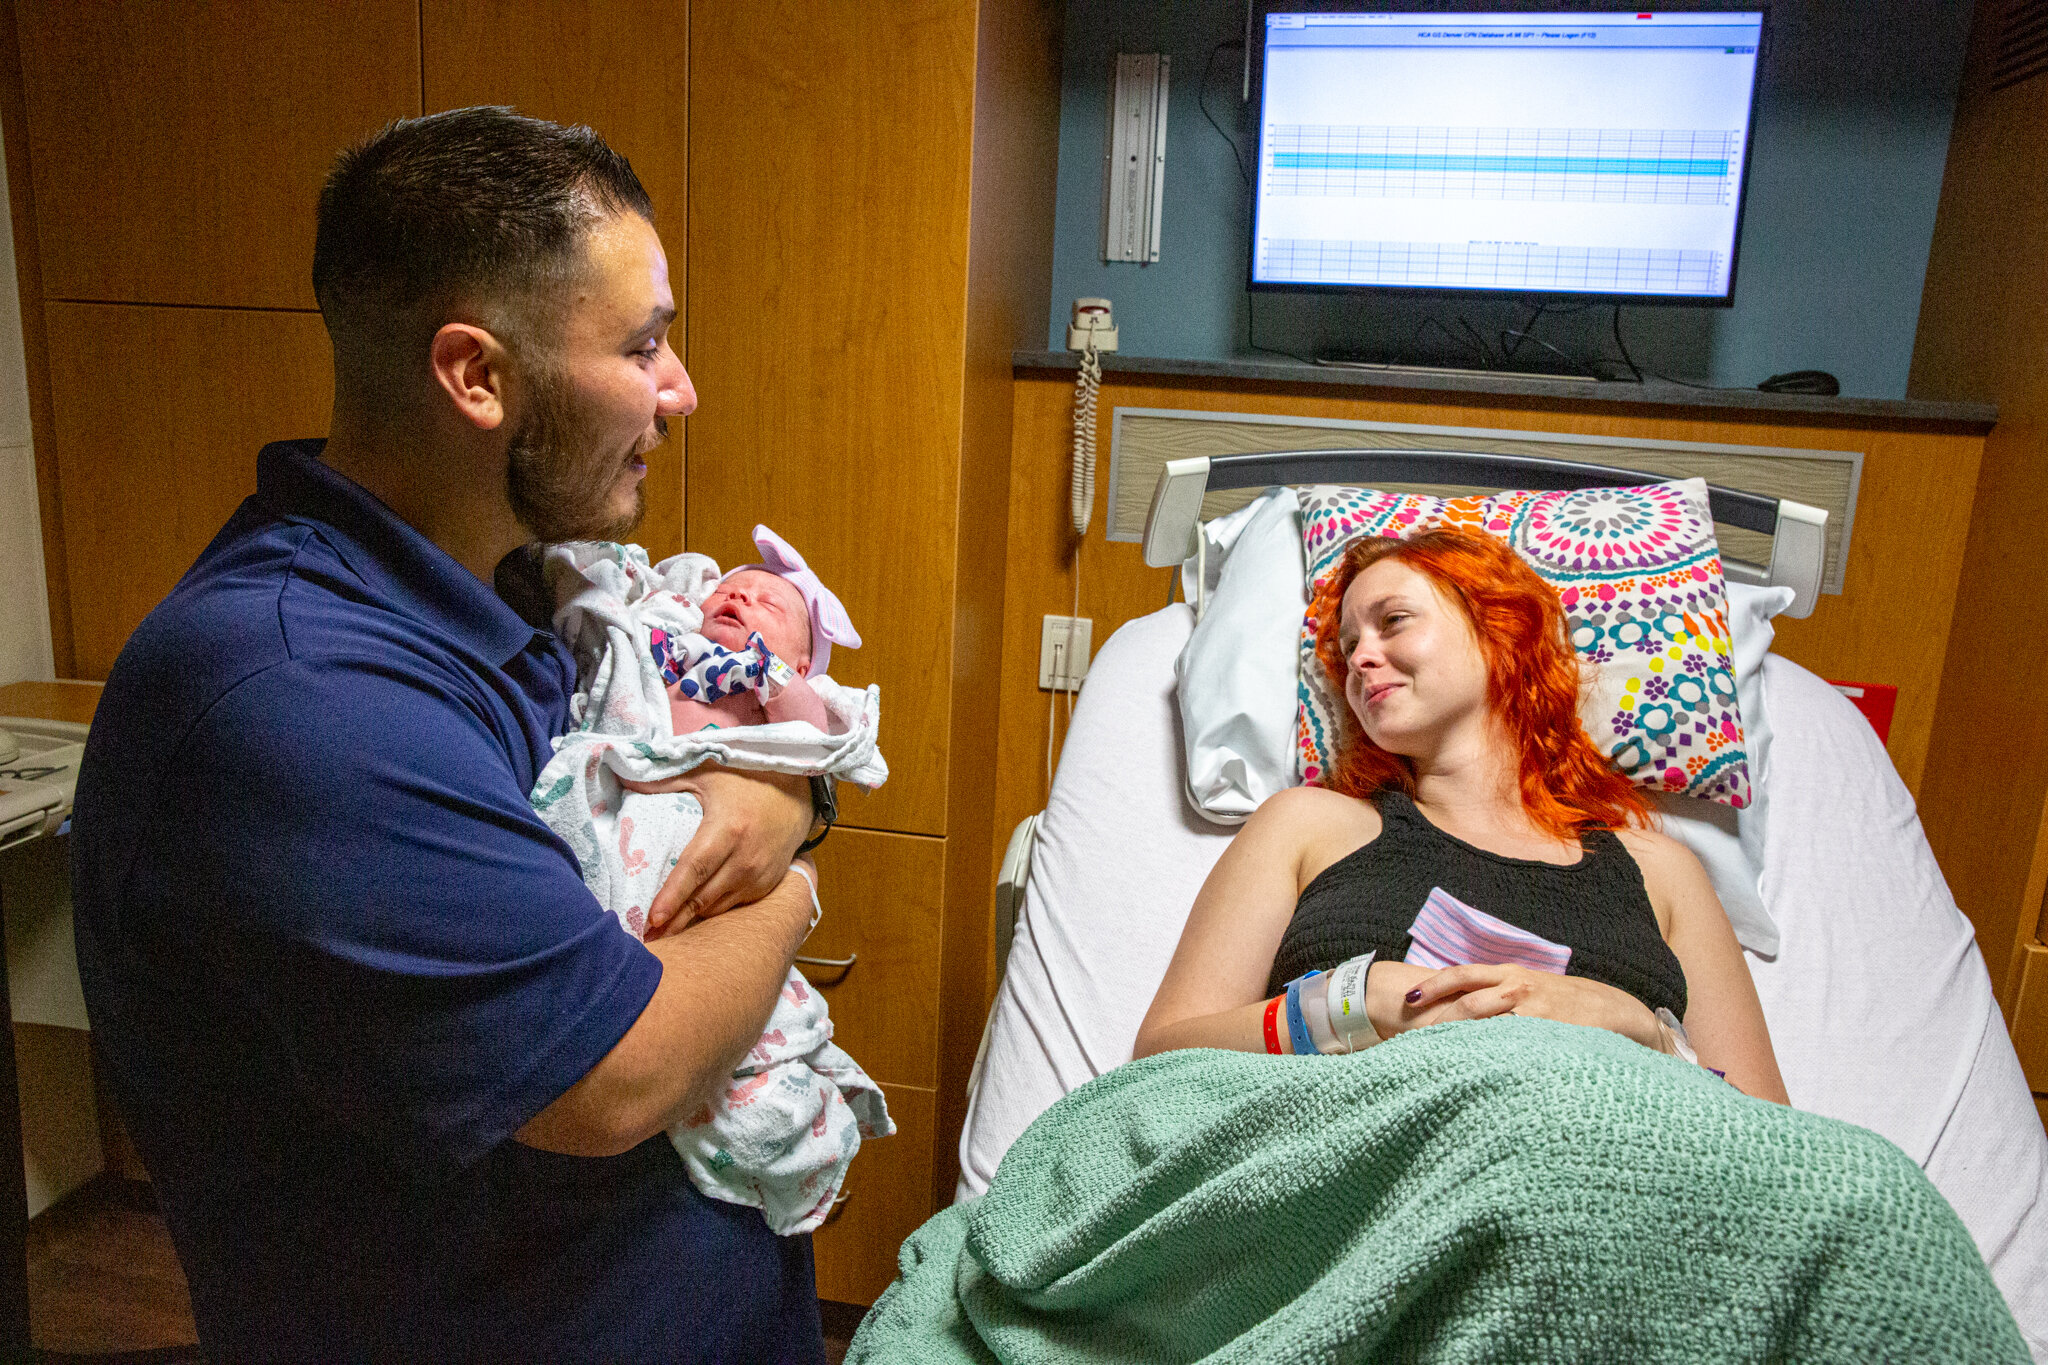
1263, 995, 1285, 1055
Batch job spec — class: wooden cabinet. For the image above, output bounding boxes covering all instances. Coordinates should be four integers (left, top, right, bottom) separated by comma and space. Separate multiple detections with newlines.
42, 304, 332, 678
7, 0, 1062, 1313
17, 0, 419, 310
9, 1, 416, 678
420, 0, 690, 558
1911, 0, 2048, 1111
687, 0, 1062, 1300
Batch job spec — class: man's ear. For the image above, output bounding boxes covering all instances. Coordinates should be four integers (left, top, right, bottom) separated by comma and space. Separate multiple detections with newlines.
428, 323, 507, 431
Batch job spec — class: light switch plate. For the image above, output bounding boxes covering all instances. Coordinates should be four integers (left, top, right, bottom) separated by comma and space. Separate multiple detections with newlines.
1039, 616, 1093, 691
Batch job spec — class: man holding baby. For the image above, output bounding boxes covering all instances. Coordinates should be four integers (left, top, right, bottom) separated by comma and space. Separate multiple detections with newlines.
69, 108, 831, 1361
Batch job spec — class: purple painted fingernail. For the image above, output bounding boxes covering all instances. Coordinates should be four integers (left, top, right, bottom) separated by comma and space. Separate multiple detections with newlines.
1405, 988, 1422, 1004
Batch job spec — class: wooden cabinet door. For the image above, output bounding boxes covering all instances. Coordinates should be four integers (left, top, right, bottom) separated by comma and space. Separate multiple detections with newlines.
805, 827, 944, 1089
44, 304, 331, 678
685, 1, 978, 837
18, 0, 419, 309
420, 0, 689, 558
810, 1081, 934, 1307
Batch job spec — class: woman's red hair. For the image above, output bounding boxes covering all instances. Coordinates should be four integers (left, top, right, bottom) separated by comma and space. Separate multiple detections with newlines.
1312, 527, 1648, 841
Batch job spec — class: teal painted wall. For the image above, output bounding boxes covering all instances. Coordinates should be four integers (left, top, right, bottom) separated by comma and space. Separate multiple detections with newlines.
1045, 2, 1971, 397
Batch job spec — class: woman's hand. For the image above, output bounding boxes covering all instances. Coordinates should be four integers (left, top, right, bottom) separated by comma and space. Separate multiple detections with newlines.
1385, 962, 1664, 1049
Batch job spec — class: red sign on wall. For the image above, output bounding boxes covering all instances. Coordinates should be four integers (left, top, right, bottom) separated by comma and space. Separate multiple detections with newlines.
1829, 680, 1898, 744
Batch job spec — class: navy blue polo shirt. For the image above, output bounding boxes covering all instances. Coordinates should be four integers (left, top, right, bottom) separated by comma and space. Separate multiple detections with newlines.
70, 440, 824, 1363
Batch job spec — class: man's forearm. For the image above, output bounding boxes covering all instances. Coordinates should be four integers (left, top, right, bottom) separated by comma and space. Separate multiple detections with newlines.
515, 869, 813, 1156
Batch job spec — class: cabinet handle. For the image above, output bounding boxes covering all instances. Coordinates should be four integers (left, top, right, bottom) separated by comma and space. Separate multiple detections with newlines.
794, 951, 858, 984
821, 1190, 852, 1226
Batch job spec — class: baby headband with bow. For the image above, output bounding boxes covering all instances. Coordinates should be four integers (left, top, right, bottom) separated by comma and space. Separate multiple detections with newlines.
722, 525, 861, 678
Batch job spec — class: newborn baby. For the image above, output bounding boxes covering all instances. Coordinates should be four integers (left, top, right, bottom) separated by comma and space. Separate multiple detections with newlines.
639, 527, 859, 745
530, 528, 891, 1235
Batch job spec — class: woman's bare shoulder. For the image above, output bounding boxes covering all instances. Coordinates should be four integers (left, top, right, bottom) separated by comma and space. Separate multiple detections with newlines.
1251, 783, 1378, 825
1613, 822, 1678, 858
1246, 785, 1383, 883
1612, 823, 1716, 908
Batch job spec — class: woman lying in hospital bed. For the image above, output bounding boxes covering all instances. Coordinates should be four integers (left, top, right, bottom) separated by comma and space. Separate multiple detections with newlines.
851, 497, 2034, 1362
1134, 528, 1786, 1100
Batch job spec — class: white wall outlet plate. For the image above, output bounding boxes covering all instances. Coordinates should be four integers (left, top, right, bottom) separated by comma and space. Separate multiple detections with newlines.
1039, 615, 1094, 691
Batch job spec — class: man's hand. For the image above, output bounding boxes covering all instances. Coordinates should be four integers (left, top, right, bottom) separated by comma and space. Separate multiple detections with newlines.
644, 765, 814, 935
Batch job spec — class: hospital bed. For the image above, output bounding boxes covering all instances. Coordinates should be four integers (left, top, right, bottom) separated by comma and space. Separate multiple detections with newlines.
958, 449, 2048, 1356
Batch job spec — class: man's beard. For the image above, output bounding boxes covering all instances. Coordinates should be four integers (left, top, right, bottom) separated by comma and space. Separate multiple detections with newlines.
504, 365, 662, 545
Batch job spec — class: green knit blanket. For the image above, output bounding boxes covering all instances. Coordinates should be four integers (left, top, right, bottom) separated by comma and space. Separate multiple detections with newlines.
852, 1018, 2025, 1363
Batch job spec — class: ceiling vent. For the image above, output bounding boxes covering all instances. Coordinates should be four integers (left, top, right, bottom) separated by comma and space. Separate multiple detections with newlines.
1992, 0, 2048, 91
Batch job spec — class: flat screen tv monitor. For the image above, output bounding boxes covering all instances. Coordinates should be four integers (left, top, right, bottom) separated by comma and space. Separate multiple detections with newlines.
1249, 9, 1765, 305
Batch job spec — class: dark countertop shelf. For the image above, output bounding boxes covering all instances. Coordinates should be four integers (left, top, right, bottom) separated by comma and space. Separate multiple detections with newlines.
1013, 350, 1998, 429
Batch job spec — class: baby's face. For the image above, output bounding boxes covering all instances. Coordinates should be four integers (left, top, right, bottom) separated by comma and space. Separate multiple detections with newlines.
701, 569, 813, 668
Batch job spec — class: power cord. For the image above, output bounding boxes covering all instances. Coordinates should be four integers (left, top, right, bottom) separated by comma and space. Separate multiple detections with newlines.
1200, 40, 1251, 188
1200, 38, 1317, 367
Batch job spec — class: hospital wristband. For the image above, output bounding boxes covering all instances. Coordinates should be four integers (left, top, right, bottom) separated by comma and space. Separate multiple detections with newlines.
760, 652, 799, 702
1284, 971, 1324, 1056
1324, 951, 1380, 1049
1653, 1006, 1722, 1075
1262, 996, 1285, 1055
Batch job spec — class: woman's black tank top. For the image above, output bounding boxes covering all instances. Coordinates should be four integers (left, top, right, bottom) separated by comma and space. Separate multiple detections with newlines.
1266, 790, 1686, 1017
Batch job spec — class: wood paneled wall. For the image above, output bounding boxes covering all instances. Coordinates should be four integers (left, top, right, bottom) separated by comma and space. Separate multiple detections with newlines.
685, 0, 1062, 1254
1909, 0, 2048, 1126
1910, 4, 2048, 1013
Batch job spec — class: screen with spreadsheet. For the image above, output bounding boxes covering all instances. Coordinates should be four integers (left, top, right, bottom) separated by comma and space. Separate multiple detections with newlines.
1250, 11, 1764, 302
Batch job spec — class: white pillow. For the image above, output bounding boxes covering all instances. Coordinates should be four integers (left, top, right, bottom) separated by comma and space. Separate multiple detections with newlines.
1173, 496, 1791, 955
1174, 489, 1305, 822
1651, 581, 1792, 957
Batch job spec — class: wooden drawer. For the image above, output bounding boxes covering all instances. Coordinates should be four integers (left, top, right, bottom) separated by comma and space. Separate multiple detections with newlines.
2014, 943, 2048, 1094
810, 1082, 934, 1307
805, 829, 944, 1088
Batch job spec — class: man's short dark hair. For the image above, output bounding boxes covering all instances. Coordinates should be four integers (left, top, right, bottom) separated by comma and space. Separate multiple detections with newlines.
313, 106, 653, 356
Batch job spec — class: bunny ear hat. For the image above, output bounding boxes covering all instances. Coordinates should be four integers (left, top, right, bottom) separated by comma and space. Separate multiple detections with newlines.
723, 525, 861, 678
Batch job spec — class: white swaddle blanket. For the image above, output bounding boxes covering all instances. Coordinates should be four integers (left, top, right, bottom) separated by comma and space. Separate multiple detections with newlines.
531, 542, 893, 1234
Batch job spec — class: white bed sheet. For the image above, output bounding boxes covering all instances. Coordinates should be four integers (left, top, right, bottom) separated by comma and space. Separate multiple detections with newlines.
959, 604, 2047, 1356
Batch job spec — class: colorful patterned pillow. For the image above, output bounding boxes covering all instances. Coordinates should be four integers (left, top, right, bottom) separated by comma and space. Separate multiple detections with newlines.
1295, 478, 1750, 808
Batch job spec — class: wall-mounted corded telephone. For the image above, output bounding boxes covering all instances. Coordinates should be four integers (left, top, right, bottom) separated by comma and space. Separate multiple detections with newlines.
1042, 300, 1119, 786
1067, 299, 1116, 537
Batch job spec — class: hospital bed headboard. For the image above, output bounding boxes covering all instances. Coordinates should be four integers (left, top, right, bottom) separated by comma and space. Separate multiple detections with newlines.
1140, 448, 1830, 618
